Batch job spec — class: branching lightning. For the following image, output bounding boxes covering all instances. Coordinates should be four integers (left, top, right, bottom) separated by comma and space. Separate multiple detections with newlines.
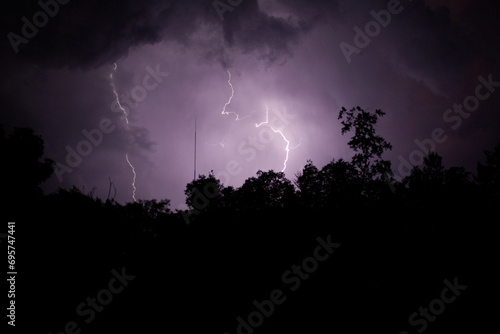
255, 105, 292, 173
215, 70, 300, 174
207, 70, 243, 150
111, 62, 137, 202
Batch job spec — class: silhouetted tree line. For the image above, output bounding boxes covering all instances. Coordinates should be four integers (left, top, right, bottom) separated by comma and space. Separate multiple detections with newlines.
183, 107, 499, 222
1, 107, 497, 333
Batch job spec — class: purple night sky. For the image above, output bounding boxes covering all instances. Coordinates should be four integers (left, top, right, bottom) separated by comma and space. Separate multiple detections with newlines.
1, 0, 499, 209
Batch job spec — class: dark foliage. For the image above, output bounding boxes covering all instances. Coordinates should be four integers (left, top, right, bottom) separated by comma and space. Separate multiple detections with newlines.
1, 111, 496, 333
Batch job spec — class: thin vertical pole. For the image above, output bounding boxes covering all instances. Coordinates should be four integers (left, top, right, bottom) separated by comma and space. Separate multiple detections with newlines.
194, 116, 197, 181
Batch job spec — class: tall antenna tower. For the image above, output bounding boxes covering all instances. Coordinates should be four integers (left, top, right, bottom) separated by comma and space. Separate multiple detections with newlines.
194, 116, 197, 180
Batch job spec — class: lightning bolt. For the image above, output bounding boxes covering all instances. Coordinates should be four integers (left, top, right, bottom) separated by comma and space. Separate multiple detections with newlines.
110, 62, 137, 202
215, 70, 299, 173
255, 105, 292, 173
221, 70, 249, 121
110, 63, 129, 125
125, 153, 137, 202
221, 70, 236, 119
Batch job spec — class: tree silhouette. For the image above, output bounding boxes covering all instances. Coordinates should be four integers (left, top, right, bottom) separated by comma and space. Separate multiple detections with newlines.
296, 158, 363, 210
404, 152, 444, 188
402, 152, 445, 209
402, 151, 477, 212
236, 170, 296, 212
321, 158, 364, 208
185, 171, 224, 215
295, 160, 323, 209
124, 198, 172, 236
338, 107, 392, 182
337, 107, 394, 205
0, 125, 54, 217
476, 144, 500, 206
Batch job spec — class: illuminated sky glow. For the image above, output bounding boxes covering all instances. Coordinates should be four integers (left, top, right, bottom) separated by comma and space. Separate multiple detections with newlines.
1, 0, 499, 209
